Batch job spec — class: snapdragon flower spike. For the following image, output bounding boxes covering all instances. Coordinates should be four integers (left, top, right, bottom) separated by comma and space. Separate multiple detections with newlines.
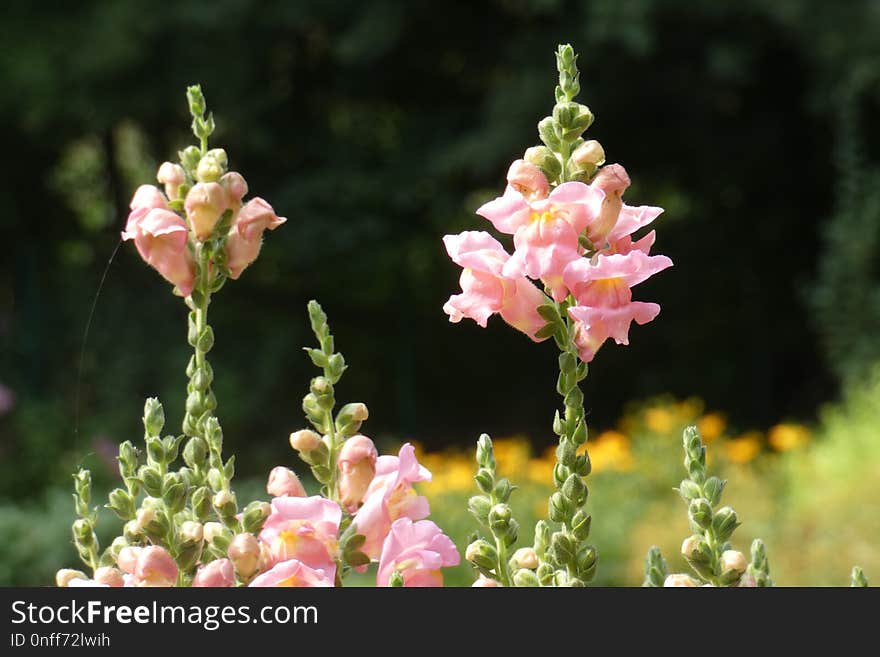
442, 231, 549, 341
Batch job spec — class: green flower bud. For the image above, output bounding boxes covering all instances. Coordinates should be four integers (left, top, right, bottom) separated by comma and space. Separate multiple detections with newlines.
179, 147, 201, 177
474, 468, 494, 494
327, 353, 346, 381
143, 397, 165, 437
538, 116, 562, 151
467, 495, 492, 525
183, 436, 208, 469
204, 521, 232, 552
549, 532, 575, 567
493, 478, 513, 503
196, 155, 223, 183
719, 549, 747, 585
72, 518, 93, 542
242, 500, 272, 534
688, 498, 713, 530
513, 568, 540, 587
851, 566, 868, 588
207, 467, 225, 491
206, 148, 227, 169
536, 562, 555, 585
561, 473, 587, 506
389, 571, 405, 587
465, 539, 497, 571
571, 510, 592, 541
192, 486, 213, 521
335, 402, 369, 436
712, 506, 740, 541
139, 465, 163, 497
677, 479, 702, 502
212, 489, 237, 517
488, 504, 511, 533
106, 488, 136, 520
475, 434, 495, 469
555, 440, 576, 468
548, 491, 572, 523
186, 85, 206, 118
681, 535, 712, 564
145, 436, 165, 464
524, 146, 562, 181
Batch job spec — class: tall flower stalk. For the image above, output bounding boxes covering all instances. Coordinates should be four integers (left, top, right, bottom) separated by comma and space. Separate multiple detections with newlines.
445, 44, 672, 586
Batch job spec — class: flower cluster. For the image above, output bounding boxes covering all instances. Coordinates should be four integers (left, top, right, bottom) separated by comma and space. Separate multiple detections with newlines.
445, 158, 671, 362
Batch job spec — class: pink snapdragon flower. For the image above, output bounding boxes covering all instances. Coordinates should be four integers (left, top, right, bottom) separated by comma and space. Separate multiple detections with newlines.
338, 435, 378, 513
248, 559, 334, 587
563, 250, 672, 362
442, 231, 549, 341
225, 197, 287, 279
122, 206, 196, 296
259, 496, 341, 578
192, 558, 235, 587
133, 546, 178, 587
157, 162, 186, 200
185, 182, 228, 240
476, 182, 604, 301
266, 466, 307, 498
353, 443, 432, 560
377, 518, 460, 587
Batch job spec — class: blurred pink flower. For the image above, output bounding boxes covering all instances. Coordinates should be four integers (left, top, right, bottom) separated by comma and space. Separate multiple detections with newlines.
377, 518, 460, 587
266, 466, 307, 498
133, 546, 178, 587
442, 231, 549, 341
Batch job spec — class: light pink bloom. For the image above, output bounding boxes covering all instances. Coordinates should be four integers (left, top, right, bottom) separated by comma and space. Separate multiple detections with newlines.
116, 546, 142, 574
67, 578, 109, 588
506, 159, 549, 201
568, 303, 661, 363
185, 182, 228, 240
225, 197, 287, 279
157, 162, 186, 200
248, 559, 334, 587
192, 558, 235, 587
259, 496, 340, 577
353, 443, 432, 560
220, 171, 248, 209
122, 208, 196, 296
338, 435, 378, 513
266, 466, 307, 498
129, 184, 168, 214
562, 251, 673, 307
377, 518, 460, 587
476, 182, 604, 300
472, 575, 503, 587
133, 546, 178, 587
605, 204, 664, 247
93, 566, 124, 587
442, 231, 549, 341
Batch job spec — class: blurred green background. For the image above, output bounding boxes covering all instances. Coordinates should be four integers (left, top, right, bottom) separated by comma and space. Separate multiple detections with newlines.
1, 0, 878, 585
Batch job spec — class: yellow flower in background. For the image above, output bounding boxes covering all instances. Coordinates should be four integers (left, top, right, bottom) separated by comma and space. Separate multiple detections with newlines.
584, 430, 634, 472
527, 454, 555, 484
697, 412, 726, 444
725, 432, 762, 464
491, 437, 531, 477
768, 423, 810, 452
644, 407, 675, 433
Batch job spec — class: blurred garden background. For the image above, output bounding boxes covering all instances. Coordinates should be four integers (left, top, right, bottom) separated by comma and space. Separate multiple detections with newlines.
1, 0, 879, 585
